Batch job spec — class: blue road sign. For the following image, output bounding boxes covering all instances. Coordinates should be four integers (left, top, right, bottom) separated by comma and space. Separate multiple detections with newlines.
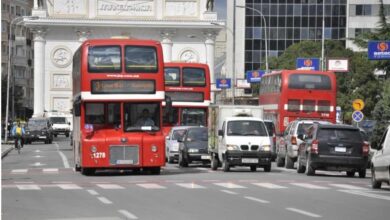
352, 111, 364, 123
296, 58, 320, 70
368, 41, 390, 60
246, 70, 265, 83
216, 78, 231, 89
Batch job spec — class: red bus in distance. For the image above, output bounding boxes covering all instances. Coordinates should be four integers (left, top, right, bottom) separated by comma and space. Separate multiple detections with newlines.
259, 70, 337, 134
163, 62, 211, 135
72, 38, 170, 175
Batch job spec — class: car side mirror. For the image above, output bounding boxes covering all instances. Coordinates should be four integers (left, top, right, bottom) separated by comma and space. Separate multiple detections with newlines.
218, 130, 224, 136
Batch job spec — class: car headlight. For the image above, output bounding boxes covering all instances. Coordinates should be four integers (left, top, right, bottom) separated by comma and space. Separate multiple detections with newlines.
188, 148, 199, 153
226, 145, 239, 151
27, 131, 30, 135
261, 145, 271, 152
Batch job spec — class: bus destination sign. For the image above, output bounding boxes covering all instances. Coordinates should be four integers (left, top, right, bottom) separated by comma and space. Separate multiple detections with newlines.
91, 80, 155, 94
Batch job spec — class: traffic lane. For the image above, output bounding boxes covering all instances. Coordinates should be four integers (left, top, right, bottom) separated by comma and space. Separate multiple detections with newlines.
89, 181, 294, 220
1, 185, 126, 220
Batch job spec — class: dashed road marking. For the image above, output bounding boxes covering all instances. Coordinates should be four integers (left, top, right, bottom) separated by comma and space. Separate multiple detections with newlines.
118, 210, 138, 219
330, 184, 368, 190
11, 169, 28, 174
57, 184, 82, 190
220, 190, 238, 195
16, 185, 41, 190
87, 189, 99, 196
214, 183, 246, 189
286, 207, 322, 218
55, 142, 70, 168
244, 196, 270, 204
97, 197, 112, 204
43, 168, 59, 173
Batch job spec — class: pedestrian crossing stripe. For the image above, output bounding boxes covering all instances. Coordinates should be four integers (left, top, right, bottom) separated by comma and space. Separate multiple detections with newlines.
97, 184, 125, 189
137, 183, 166, 189
252, 182, 288, 189
176, 183, 206, 189
290, 183, 330, 189
214, 183, 246, 189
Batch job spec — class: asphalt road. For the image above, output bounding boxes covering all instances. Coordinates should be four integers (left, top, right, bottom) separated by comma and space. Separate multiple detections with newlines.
2, 138, 390, 220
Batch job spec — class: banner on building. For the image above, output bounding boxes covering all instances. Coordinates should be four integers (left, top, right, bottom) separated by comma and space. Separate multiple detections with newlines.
368, 41, 390, 60
216, 78, 231, 89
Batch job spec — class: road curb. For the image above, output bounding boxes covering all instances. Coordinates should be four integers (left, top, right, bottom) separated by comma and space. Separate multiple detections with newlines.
2, 146, 13, 158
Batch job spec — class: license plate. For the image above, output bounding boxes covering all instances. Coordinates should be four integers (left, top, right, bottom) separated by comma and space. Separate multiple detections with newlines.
201, 155, 210, 160
116, 160, 133, 164
242, 158, 259, 163
335, 147, 346, 152
39, 136, 47, 139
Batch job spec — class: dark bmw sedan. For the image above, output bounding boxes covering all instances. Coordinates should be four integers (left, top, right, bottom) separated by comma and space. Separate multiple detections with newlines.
296, 124, 369, 178
24, 118, 53, 144
178, 127, 210, 167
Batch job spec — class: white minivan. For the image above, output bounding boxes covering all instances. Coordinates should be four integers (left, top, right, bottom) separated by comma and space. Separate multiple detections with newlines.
371, 125, 390, 189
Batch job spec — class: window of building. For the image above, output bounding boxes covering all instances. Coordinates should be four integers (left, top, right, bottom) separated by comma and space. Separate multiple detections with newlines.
356, 5, 372, 16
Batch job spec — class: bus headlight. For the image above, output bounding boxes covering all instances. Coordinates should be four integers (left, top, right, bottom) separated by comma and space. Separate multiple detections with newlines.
261, 145, 271, 152
90, 146, 97, 153
151, 145, 158, 152
227, 145, 239, 151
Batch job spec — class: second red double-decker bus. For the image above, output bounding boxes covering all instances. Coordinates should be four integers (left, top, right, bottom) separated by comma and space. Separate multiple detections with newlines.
72, 38, 171, 175
162, 62, 211, 135
259, 70, 337, 134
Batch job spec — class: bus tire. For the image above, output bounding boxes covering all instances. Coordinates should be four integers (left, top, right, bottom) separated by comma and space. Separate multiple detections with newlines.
81, 168, 95, 176
150, 167, 161, 175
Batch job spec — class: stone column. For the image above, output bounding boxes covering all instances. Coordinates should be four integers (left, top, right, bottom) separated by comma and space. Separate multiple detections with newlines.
32, 28, 46, 117
160, 30, 175, 62
204, 31, 217, 103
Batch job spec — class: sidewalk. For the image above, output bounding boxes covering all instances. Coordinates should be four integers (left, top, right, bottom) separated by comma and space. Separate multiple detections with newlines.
1, 141, 14, 158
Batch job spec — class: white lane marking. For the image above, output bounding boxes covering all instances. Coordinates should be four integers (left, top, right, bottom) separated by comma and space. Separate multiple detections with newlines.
11, 169, 28, 174
118, 210, 138, 219
97, 184, 125, 189
220, 190, 238, 195
55, 142, 70, 168
34, 155, 44, 158
329, 184, 368, 190
286, 207, 322, 218
87, 189, 99, 196
340, 190, 390, 201
16, 185, 41, 190
31, 162, 46, 167
43, 168, 59, 173
35, 150, 41, 153
252, 183, 288, 189
97, 197, 113, 204
176, 183, 206, 189
290, 183, 329, 189
137, 183, 166, 189
244, 196, 270, 204
214, 183, 246, 189
57, 184, 82, 190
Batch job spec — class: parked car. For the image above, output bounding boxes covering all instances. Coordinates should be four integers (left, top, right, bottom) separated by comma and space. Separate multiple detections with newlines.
276, 119, 332, 168
178, 127, 210, 167
24, 117, 53, 144
371, 125, 390, 189
165, 126, 192, 163
296, 124, 369, 177
264, 120, 276, 161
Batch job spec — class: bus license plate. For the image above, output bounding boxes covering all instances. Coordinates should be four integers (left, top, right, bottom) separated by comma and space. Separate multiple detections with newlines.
242, 158, 258, 164
335, 147, 346, 152
116, 160, 133, 164
201, 155, 210, 160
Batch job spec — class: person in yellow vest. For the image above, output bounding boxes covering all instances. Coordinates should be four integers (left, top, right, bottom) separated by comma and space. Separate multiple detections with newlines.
11, 121, 25, 148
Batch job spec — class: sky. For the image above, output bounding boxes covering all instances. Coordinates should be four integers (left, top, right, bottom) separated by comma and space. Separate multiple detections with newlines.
215, 0, 227, 19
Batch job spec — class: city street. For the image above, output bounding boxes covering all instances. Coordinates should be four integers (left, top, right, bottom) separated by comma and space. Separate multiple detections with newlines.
2, 138, 389, 220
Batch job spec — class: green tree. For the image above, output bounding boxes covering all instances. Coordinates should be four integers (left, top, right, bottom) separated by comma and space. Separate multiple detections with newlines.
370, 79, 390, 146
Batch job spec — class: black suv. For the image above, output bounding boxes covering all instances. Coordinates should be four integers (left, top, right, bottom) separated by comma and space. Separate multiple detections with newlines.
24, 118, 53, 144
178, 127, 209, 167
296, 124, 369, 178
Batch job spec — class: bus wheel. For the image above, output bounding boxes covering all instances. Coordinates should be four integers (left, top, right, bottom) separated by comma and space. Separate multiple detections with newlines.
149, 167, 161, 175
81, 168, 95, 176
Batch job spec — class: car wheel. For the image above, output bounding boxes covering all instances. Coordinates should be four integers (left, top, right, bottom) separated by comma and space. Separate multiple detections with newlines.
346, 171, 355, 177
179, 152, 188, 167
250, 165, 257, 172
285, 155, 294, 169
222, 156, 230, 172
358, 169, 366, 178
276, 156, 285, 167
263, 164, 271, 172
371, 168, 382, 189
211, 154, 218, 171
296, 155, 306, 173
305, 156, 315, 176
168, 157, 175, 164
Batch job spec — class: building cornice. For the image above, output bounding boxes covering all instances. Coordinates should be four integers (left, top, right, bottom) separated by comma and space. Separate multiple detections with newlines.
24, 17, 226, 29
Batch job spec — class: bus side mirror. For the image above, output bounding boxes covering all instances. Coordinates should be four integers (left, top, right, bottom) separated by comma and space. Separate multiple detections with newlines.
165, 95, 173, 123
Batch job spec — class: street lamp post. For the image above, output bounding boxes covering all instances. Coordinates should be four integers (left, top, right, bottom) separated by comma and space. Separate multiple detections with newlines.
236, 5, 269, 73
4, 16, 38, 143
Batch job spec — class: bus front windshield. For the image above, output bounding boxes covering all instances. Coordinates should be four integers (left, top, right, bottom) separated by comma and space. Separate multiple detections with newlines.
124, 103, 160, 131
181, 108, 206, 126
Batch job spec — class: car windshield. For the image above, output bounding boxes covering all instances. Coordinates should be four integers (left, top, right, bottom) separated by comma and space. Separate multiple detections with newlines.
227, 121, 268, 136
172, 129, 186, 140
264, 122, 274, 136
186, 128, 208, 141
297, 123, 313, 136
27, 120, 47, 129
50, 117, 66, 124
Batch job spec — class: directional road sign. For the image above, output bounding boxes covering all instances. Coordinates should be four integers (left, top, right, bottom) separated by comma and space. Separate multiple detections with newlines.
352, 111, 364, 123
352, 99, 365, 111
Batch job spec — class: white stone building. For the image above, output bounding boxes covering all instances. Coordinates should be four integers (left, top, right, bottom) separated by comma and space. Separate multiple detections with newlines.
25, 0, 224, 117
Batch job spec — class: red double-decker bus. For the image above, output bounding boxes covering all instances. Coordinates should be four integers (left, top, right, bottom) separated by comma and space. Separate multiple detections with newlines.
162, 62, 211, 135
72, 38, 171, 175
259, 70, 337, 134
